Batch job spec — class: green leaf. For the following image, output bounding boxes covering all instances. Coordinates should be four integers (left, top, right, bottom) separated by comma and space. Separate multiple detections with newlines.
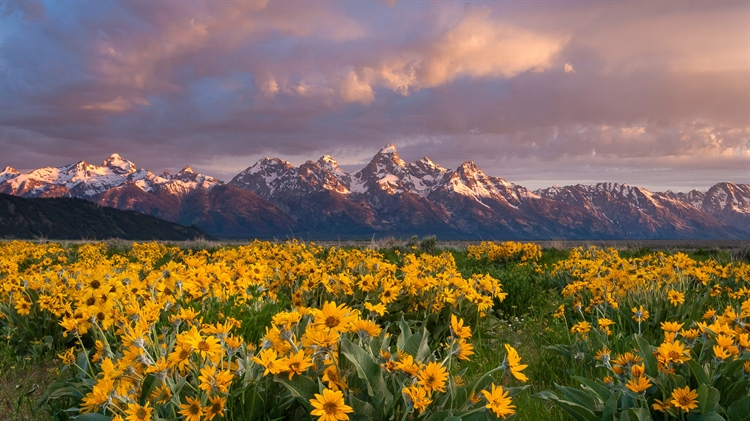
688, 360, 710, 386
340, 337, 394, 408
426, 411, 459, 421
403, 331, 423, 359
687, 411, 726, 421
505, 384, 531, 397
139, 374, 156, 405
697, 384, 720, 414
572, 376, 611, 401
727, 396, 750, 421
243, 389, 265, 420
349, 396, 377, 419
632, 335, 657, 376
273, 374, 318, 411
415, 326, 432, 362
461, 412, 489, 421
397, 318, 412, 350
625, 407, 653, 421
532, 391, 598, 421
75, 350, 90, 379
73, 414, 113, 421
555, 384, 598, 409
601, 391, 621, 421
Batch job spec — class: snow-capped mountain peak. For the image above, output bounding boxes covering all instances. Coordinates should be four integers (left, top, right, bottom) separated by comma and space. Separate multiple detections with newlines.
0, 167, 19, 184
102, 153, 136, 174
0, 154, 218, 198
317, 154, 338, 169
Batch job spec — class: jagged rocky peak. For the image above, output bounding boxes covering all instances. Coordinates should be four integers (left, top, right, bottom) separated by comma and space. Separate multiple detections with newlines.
317, 154, 339, 170
248, 157, 294, 174
317, 154, 345, 174
64, 160, 94, 173
370, 143, 407, 168
178, 165, 194, 174
417, 156, 438, 167
102, 153, 136, 174
454, 160, 484, 178
411, 156, 446, 173
379, 143, 397, 155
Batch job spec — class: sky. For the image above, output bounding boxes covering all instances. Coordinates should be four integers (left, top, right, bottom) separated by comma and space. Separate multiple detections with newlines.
1, 0, 748, 192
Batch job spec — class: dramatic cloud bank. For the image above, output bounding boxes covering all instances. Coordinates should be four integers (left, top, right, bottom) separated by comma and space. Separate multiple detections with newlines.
0, 1, 747, 191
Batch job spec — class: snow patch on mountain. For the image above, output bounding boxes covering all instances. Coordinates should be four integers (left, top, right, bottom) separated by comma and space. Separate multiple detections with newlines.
0, 154, 219, 198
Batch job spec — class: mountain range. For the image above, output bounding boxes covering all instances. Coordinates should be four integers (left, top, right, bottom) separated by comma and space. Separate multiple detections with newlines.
1, 145, 747, 239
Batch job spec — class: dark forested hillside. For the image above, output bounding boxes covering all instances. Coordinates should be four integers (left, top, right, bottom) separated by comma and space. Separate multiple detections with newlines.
0, 194, 210, 240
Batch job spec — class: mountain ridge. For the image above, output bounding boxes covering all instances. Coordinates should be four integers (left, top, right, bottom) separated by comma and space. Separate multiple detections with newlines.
1, 147, 747, 239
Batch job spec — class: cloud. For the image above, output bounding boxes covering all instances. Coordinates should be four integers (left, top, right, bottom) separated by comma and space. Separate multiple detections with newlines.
0, 1, 747, 192
338, 70, 376, 105
1, 0, 45, 21
80, 96, 150, 113
357, 7, 568, 95
418, 8, 567, 86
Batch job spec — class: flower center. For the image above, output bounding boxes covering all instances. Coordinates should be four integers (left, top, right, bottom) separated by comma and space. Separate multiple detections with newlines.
325, 316, 340, 328
323, 402, 339, 414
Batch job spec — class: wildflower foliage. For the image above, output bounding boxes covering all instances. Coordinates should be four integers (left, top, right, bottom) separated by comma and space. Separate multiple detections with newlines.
0, 240, 525, 420
539, 246, 750, 420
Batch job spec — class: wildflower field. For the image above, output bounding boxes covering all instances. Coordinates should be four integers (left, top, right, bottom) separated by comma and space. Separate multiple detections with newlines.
1, 240, 749, 421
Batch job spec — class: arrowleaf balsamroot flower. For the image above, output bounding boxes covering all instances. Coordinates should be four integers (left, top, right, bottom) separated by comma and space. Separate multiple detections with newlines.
252, 348, 287, 376
667, 289, 685, 306
625, 376, 652, 393
282, 349, 314, 380
453, 338, 474, 361
203, 395, 226, 421
656, 341, 691, 366
403, 385, 432, 414
313, 301, 358, 333
481, 383, 516, 419
178, 396, 203, 421
597, 318, 615, 335
670, 386, 699, 412
417, 361, 449, 393
310, 388, 354, 421
450, 314, 472, 339
631, 305, 649, 322
124, 401, 152, 421
504, 344, 528, 382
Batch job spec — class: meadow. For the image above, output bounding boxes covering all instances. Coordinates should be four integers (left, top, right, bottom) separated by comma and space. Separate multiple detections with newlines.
0, 239, 749, 421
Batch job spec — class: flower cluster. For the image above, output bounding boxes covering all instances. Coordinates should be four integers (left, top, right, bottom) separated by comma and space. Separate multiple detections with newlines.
0, 241, 521, 420
467, 241, 542, 264
541, 246, 750, 419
